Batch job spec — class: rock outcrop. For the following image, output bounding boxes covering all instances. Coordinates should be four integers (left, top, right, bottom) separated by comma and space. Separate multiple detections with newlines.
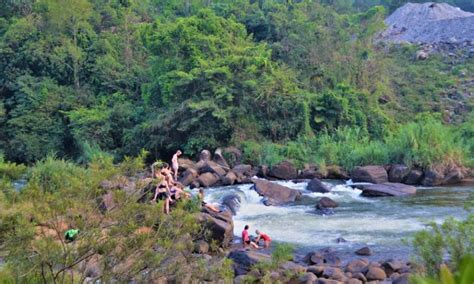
196, 208, 234, 247
351, 166, 388, 184
360, 183, 416, 197
252, 179, 302, 205
268, 160, 298, 180
307, 178, 331, 193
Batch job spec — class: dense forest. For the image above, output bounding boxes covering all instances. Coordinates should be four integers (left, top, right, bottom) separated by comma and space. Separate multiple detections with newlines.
1, 0, 473, 169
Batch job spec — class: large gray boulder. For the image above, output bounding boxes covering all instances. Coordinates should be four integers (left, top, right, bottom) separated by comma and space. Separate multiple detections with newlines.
269, 160, 298, 180
197, 208, 234, 247
360, 183, 416, 197
326, 165, 349, 180
303, 248, 341, 266
307, 178, 331, 193
252, 179, 302, 205
197, 172, 219, 187
177, 158, 196, 172
222, 171, 237, 186
405, 169, 423, 185
199, 149, 212, 161
351, 166, 388, 184
316, 197, 339, 210
179, 168, 198, 186
227, 250, 271, 275
388, 164, 410, 183
198, 160, 227, 177
421, 168, 444, 186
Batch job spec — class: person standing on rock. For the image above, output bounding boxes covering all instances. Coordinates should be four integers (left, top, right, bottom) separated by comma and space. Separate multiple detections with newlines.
242, 225, 259, 249
255, 230, 272, 249
172, 150, 182, 181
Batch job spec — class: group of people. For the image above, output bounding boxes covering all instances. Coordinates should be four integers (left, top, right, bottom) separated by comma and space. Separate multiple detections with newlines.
151, 150, 220, 214
241, 224, 272, 249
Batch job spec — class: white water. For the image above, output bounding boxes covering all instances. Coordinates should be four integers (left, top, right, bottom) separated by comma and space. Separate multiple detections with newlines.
201, 180, 471, 260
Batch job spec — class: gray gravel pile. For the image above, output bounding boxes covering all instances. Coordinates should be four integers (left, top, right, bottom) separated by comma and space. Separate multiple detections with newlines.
379, 2, 474, 44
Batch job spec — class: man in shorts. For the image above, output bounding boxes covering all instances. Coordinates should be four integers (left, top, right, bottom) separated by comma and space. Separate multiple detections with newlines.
171, 150, 182, 181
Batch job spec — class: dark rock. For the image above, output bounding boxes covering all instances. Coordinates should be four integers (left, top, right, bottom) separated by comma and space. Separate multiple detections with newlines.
222, 194, 241, 215
178, 158, 196, 172
252, 179, 302, 205
335, 237, 347, 243
346, 259, 369, 273
179, 168, 198, 186
405, 169, 423, 185
351, 166, 388, 184
382, 260, 404, 276
352, 272, 367, 282
297, 272, 318, 284
213, 148, 230, 169
323, 267, 345, 281
198, 173, 220, 188
360, 183, 416, 197
199, 161, 227, 177
388, 164, 410, 183
326, 166, 349, 179
232, 164, 254, 176
222, 146, 242, 168
194, 240, 209, 254
280, 261, 306, 273
355, 247, 372, 256
269, 160, 298, 180
222, 171, 237, 186
307, 265, 325, 277
307, 178, 331, 193
227, 250, 271, 275
304, 248, 341, 266
199, 149, 212, 161
365, 266, 387, 281
421, 168, 444, 186
316, 197, 339, 210
346, 279, 363, 284
393, 273, 410, 284
257, 165, 270, 178
197, 210, 233, 247
190, 180, 200, 189
443, 168, 464, 184
316, 280, 342, 284
299, 164, 325, 179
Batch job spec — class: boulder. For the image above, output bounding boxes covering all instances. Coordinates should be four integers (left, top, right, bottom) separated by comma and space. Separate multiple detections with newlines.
222, 146, 242, 167
257, 165, 270, 178
388, 165, 410, 183
222, 194, 241, 215
393, 273, 409, 284
304, 248, 341, 266
307, 178, 331, 193
405, 169, 423, 185
199, 149, 212, 161
322, 267, 345, 281
197, 173, 219, 188
299, 164, 325, 179
213, 148, 230, 169
179, 168, 198, 186
352, 272, 367, 282
252, 179, 302, 206
194, 240, 210, 254
351, 166, 388, 184
316, 280, 342, 284
227, 250, 271, 275
307, 265, 325, 277
382, 260, 405, 276
443, 168, 464, 185
297, 272, 318, 284
199, 161, 227, 177
326, 166, 349, 180
316, 197, 339, 210
421, 168, 444, 186
269, 160, 298, 180
365, 266, 387, 281
360, 183, 416, 197
197, 209, 233, 247
345, 259, 369, 274
222, 171, 238, 186
346, 279, 363, 284
355, 247, 372, 256
335, 237, 347, 243
178, 158, 196, 172
232, 164, 254, 177
280, 261, 306, 273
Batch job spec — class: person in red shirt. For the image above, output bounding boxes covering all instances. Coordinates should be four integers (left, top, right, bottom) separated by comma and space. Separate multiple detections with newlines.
242, 225, 259, 249
255, 230, 272, 248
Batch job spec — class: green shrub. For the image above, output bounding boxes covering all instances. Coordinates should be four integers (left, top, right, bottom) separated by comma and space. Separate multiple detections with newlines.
0, 154, 26, 181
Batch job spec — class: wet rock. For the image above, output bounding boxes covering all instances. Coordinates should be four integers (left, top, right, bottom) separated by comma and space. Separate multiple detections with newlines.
365, 266, 387, 281
213, 148, 230, 169
228, 250, 271, 275
200, 149, 212, 161
197, 209, 233, 247
360, 183, 416, 197
388, 164, 410, 183
307, 178, 331, 193
190, 180, 200, 189
222, 194, 241, 215
252, 179, 302, 206
269, 160, 298, 180
304, 248, 341, 266
198, 173, 220, 188
346, 259, 369, 273
355, 247, 372, 256
222, 171, 237, 186
297, 272, 318, 284
421, 168, 444, 186
335, 237, 347, 243
316, 197, 339, 210
351, 166, 388, 184
323, 267, 345, 281
326, 166, 349, 180
405, 169, 423, 185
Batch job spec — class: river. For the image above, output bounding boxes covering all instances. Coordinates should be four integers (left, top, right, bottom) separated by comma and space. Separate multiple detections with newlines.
203, 179, 472, 261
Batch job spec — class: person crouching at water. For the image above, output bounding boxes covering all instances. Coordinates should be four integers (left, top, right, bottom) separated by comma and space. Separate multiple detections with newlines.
255, 230, 272, 248
198, 188, 220, 213
242, 225, 259, 249
172, 150, 182, 181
